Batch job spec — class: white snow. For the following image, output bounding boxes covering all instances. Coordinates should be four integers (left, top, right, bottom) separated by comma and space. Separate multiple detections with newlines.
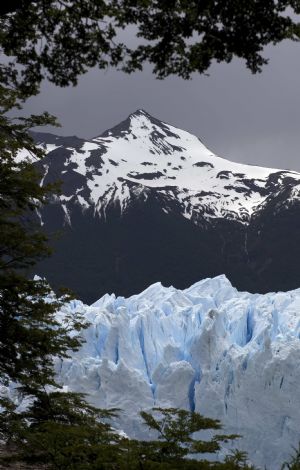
15, 148, 39, 163
41, 110, 300, 223
55, 275, 300, 468
16, 143, 60, 163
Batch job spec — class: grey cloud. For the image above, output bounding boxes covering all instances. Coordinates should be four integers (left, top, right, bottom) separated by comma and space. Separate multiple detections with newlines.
23, 39, 300, 171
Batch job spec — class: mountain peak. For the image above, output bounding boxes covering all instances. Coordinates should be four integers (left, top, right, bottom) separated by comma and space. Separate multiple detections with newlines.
36, 110, 300, 230
129, 108, 151, 118
128, 108, 157, 129
95, 109, 170, 140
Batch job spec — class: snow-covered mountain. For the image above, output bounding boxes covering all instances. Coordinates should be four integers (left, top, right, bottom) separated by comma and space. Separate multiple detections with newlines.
56, 275, 300, 468
30, 110, 300, 302
33, 109, 300, 223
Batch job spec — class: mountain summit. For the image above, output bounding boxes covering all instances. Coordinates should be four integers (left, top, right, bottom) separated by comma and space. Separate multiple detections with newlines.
28, 111, 300, 302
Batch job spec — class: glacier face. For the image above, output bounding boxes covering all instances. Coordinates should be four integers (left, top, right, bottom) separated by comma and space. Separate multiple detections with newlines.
56, 275, 300, 468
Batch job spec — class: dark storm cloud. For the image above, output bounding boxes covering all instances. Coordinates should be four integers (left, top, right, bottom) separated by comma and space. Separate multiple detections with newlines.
23, 40, 300, 171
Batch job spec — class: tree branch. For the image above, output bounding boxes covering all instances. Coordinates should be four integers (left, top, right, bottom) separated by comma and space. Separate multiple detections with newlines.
0, 1, 25, 16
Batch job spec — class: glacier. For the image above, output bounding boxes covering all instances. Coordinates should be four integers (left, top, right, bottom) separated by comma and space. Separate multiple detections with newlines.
55, 275, 300, 468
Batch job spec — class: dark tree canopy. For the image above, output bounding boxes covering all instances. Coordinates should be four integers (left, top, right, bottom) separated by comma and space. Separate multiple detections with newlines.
120, 408, 243, 469
0, 86, 87, 396
1, 0, 300, 98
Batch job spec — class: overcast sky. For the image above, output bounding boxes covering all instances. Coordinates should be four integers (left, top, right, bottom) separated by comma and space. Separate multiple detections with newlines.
23, 39, 300, 171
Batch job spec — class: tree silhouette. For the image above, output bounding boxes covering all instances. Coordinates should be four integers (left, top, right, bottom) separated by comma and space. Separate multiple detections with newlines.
1, 1, 300, 98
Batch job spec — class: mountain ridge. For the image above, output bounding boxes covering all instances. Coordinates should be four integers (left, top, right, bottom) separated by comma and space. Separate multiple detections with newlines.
23, 110, 300, 302
31, 109, 300, 224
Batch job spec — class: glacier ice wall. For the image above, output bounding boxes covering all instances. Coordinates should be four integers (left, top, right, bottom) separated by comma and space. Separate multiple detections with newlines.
56, 275, 300, 468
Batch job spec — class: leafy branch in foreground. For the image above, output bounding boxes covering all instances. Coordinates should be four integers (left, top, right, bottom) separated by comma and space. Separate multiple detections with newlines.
121, 407, 241, 469
282, 444, 300, 470
1, 1, 300, 98
0, 85, 90, 417
0, 391, 122, 470
0, 401, 256, 470
0, 86, 87, 394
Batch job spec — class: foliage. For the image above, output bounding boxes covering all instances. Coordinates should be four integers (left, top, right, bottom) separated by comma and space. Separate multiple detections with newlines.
115, 0, 300, 79
0, 402, 258, 470
223, 450, 256, 470
0, 85, 88, 397
0, 0, 125, 98
0, 391, 123, 470
282, 444, 300, 470
1, 1, 300, 98
119, 407, 241, 468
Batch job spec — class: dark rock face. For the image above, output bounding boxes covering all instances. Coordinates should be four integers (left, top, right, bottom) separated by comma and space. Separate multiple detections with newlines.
36, 195, 244, 302
35, 189, 300, 304
31, 111, 300, 303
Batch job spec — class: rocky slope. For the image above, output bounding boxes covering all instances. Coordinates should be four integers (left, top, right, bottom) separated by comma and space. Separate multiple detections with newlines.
23, 109, 300, 302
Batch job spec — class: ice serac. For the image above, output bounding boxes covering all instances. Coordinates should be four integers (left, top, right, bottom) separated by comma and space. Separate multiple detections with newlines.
56, 276, 300, 469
